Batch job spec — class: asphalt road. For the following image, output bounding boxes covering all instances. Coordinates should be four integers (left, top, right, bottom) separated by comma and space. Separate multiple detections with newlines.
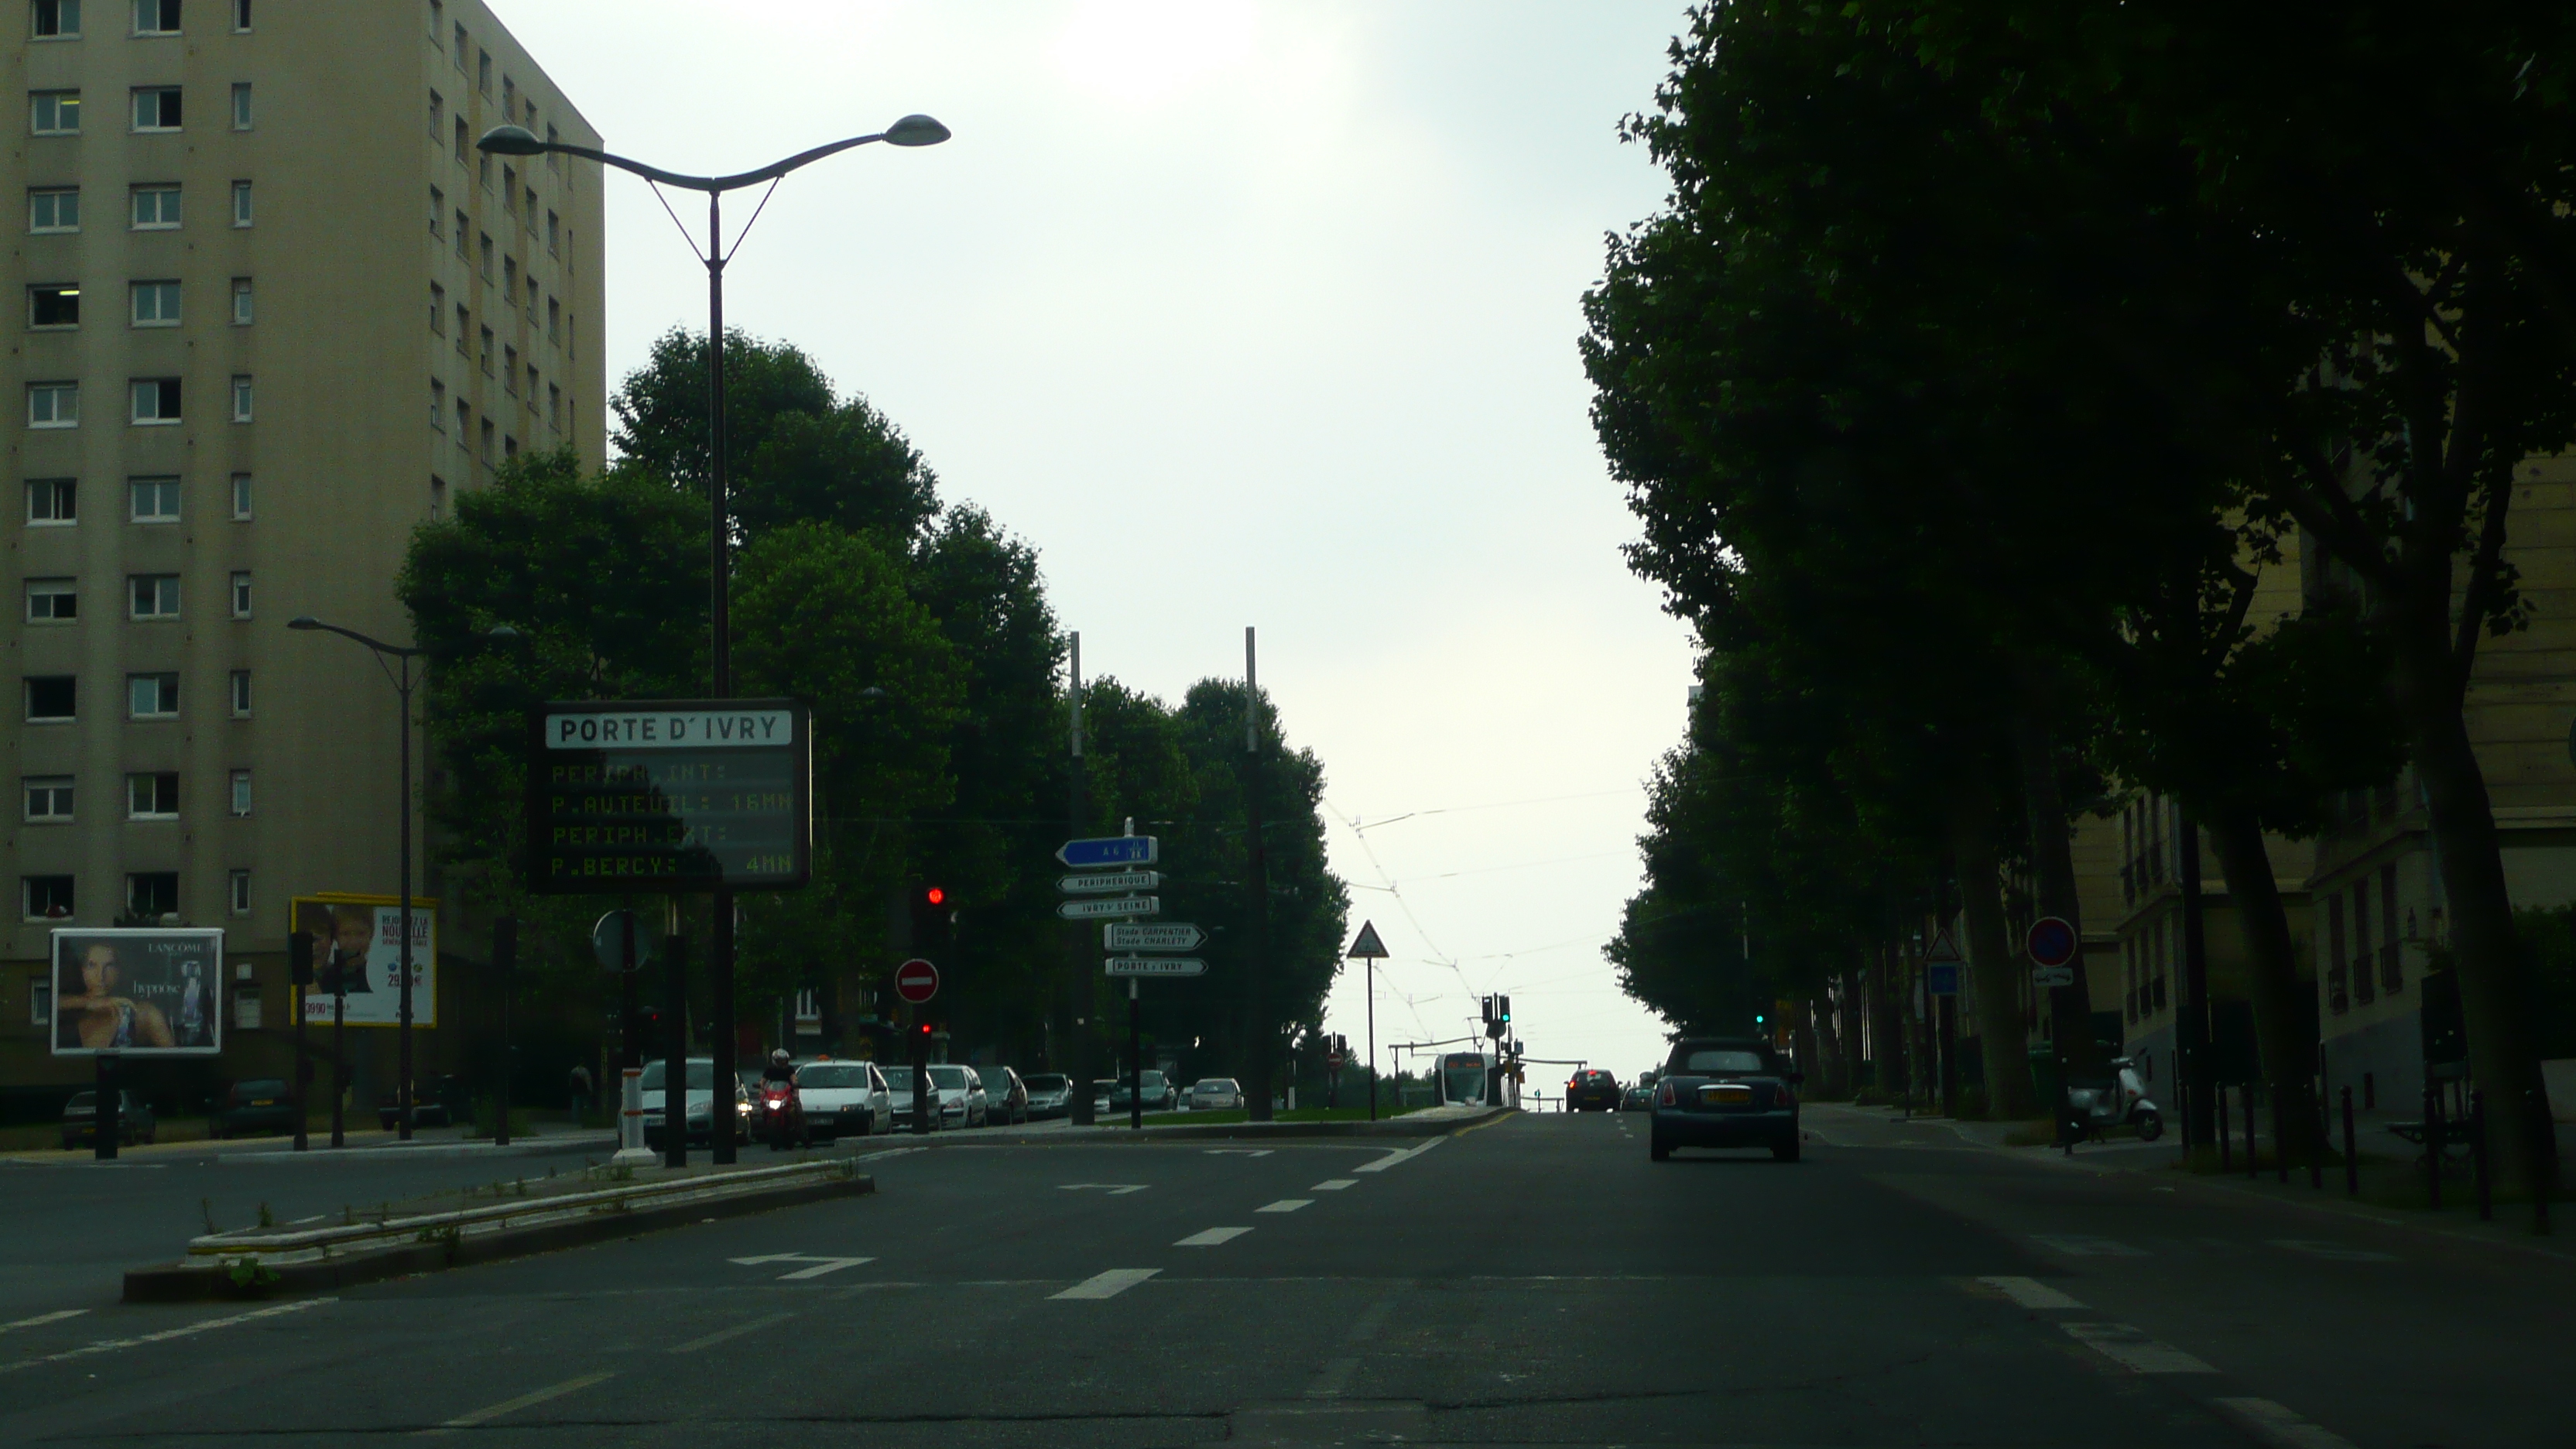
0, 1107, 2564, 1447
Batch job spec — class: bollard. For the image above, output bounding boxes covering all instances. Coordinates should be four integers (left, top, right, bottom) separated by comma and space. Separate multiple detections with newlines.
2218, 1084, 2232, 1173
2341, 1085, 2358, 1197
611, 1066, 654, 1166
2472, 1088, 2491, 1223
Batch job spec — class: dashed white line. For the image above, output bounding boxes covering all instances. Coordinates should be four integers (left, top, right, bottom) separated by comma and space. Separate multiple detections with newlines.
1176, 1226, 1252, 1247
1052, 1268, 1160, 1300
416, 1371, 614, 1436
1255, 1199, 1312, 1214
2059, 1322, 2216, 1374
1352, 1139, 1443, 1173
668, 1311, 794, 1354
2215, 1397, 2362, 1449
0, 1310, 86, 1334
1310, 1179, 1358, 1191
0, 1297, 332, 1376
1977, 1276, 2086, 1310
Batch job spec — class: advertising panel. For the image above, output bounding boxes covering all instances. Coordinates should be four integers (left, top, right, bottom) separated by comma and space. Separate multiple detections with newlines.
290, 896, 437, 1028
48, 928, 224, 1056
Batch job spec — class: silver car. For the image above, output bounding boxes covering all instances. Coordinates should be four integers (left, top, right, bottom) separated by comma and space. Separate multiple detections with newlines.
639, 1057, 752, 1149
931, 1064, 985, 1128
793, 1060, 890, 1139
1188, 1077, 1243, 1111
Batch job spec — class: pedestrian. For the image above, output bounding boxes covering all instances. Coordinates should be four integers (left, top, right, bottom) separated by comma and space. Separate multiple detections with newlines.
567, 1062, 594, 1126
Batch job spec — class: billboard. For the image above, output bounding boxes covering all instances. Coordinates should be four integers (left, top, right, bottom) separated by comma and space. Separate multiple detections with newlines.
526, 699, 812, 892
291, 897, 437, 1028
49, 929, 224, 1056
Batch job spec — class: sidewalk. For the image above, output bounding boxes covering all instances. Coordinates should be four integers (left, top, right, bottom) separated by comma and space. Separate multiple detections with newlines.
0, 1122, 615, 1166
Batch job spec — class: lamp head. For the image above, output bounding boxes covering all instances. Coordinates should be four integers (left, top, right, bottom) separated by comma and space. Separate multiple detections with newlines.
287, 616, 320, 631
883, 114, 951, 148
477, 124, 546, 156
487, 625, 522, 640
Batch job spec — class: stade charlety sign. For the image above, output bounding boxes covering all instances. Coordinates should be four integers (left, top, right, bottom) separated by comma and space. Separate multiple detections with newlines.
526, 700, 812, 893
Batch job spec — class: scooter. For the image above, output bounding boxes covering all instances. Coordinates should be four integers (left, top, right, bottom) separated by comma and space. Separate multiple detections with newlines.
755, 1079, 809, 1151
2067, 1057, 2163, 1142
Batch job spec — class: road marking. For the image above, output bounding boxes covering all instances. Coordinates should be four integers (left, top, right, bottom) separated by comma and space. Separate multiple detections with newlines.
2059, 1323, 2216, 1374
1310, 1179, 1358, 1191
2215, 1397, 2362, 1449
668, 1311, 795, 1354
1977, 1276, 2086, 1310
853, 1146, 923, 1163
2268, 1239, 2397, 1262
417, 1372, 615, 1435
1052, 1268, 1160, 1300
0, 1297, 331, 1377
727, 1252, 875, 1280
1353, 1139, 1444, 1173
1176, 1226, 1252, 1246
1256, 1199, 1313, 1213
1058, 1183, 1150, 1194
1204, 1149, 1274, 1157
0, 1310, 86, 1334
1305, 1355, 1359, 1399
2030, 1233, 2147, 1256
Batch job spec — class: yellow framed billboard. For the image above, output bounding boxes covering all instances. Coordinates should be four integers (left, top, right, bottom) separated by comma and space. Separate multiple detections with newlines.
290, 894, 439, 1029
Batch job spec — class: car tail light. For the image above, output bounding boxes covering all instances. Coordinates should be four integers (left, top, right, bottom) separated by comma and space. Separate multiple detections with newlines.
1773, 1083, 1793, 1110
1655, 1081, 1677, 1107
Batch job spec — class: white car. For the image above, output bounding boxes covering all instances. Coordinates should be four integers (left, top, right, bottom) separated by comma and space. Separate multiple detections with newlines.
930, 1064, 986, 1128
1188, 1077, 1243, 1112
792, 1060, 890, 1139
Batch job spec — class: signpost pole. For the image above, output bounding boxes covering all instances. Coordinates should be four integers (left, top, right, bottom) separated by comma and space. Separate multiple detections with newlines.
911, 1001, 931, 1135
1066, 634, 1094, 1128
396, 657, 416, 1143
331, 981, 347, 1149
663, 928, 688, 1169
711, 893, 736, 1166
493, 916, 516, 1148
619, 909, 638, 1069
1129, 978, 1142, 1130
94, 1050, 117, 1161
289, 929, 311, 1153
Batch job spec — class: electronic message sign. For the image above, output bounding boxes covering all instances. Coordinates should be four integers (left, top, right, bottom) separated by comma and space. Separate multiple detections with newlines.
526, 699, 811, 893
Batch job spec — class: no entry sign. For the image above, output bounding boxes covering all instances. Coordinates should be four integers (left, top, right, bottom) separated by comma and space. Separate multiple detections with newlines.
894, 957, 939, 1005
2025, 916, 2078, 988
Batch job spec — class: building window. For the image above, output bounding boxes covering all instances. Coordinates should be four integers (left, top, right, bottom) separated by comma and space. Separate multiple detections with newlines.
130, 279, 181, 327
504, 433, 517, 460
522, 187, 536, 234
28, 382, 79, 427
131, 183, 180, 228
33, 0, 80, 39
430, 283, 445, 332
546, 123, 561, 170
228, 868, 250, 914
549, 383, 561, 430
29, 187, 79, 232
132, 0, 179, 35
454, 210, 468, 256
428, 184, 444, 234
455, 303, 469, 352
127, 671, 177, 718
502, 164, 516, 212
547, 296, 560, 342
24, 776, 74, 824
25, 875, 74, 921
231, 276, 252, 324
230, 82, 252, 129
455, 398, 470, 439
125, 771, 179, 820
128, 572, 179, 618
480, 325, 494, 374
25, 578, 77, 622
546, 210, 559, 255
129, 377, 180, 423
26, 478, 77, 523
231, 180, 252, 226
229, 375, 253, 422
28, 283, 80, 328
427, 89, 442, 139
31, 91, 81, 135
503, 255, 517, 300
430, 473, 447, 516
24, 674, 76, 721
228, 668, 250, 716
504, 345, 519, 394
527, 362, 540, 403
229, 472, 252, 519
132, 87, 181, 132
479, 232, 493, 279
479, 417, 494, 462
453, 21, 466, 70
232, 0, 248, 32
228, 569, 251, 617
128, 475, 180, 522
125, 871, 176, 917
478, 152, 491, 192
478, 49, 491, 96
452, 114, 467, 163
228, 768, 251, 816
430, 378, 446, 429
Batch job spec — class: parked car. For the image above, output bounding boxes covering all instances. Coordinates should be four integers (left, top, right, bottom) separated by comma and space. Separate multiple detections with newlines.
793, 1059, 890, 1140
639, 1057, 753, 1149
1136, 1069, 1178, 1112
1619, 1083, 1653, 1112
377, 1074, 468, 1131
1649, 1037, 1800, 1163
979, 1066, 1029, 1126
61, 1090, 155, 1149
1189, 1077, 1244, 1111
1093, 1078, 1122, 1117
211, 1077, 299, 1139
880, 1064, 935, 1131
928, 1064, 982, 1128
1566, 1069, 1622, 1112
1021, 1072, 1075, 1119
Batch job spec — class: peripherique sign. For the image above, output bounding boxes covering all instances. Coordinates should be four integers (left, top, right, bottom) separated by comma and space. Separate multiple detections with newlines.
526, 699, 812, 893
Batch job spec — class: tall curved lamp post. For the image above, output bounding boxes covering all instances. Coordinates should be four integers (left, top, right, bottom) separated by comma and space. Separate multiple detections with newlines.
478, 116, 947, 1163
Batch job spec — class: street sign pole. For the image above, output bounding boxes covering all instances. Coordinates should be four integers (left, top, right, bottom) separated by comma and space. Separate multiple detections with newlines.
1348, 922, 1389, 1122
1065, 633, 1092, 1128
663, 928, 688, 1169
1129, 977, 1142, 1132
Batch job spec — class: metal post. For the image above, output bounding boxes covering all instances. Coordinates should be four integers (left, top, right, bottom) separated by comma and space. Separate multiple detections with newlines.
396, 659, 416, 1142
1242, 628, 1273, 1122
493, 916, 516, 1148
1129, 977, 1142, 1131
910, 1003, 931, 1135
706, 187, 739, 1168
1066, 634, 1094, 1128
2426, 1081, 2443, 1211
2178, 814, 2213, 1148
93, 1052, 118, 1161
291, 944, 309, 1153
1366, 959, 1378, 1124
331, 981, 347, 1149
619, 910, 638, 1067
2342, 1084, 2358, 1196
2473, 1088, 2492, 1222
663, 930, 689, 1169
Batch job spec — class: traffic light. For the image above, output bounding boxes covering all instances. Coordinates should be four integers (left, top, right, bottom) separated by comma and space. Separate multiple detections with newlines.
1480, 995, 1495, 1033
908, 882, 954, 963
1497, 995, 1511, 1026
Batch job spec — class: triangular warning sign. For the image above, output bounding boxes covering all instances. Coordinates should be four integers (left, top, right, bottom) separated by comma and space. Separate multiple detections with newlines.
1925, 927, 1964, 964
1347, 920, 1389, 959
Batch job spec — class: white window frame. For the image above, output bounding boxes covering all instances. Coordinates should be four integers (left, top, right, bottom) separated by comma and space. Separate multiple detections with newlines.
24, 875, 76, 923
125, 771, 179, 820
228, 570, 252, 618
23, 776, 74, 824
127, 671, 178, 719
33, 0, 81, 40
229, 375, 253, 423
128, 572, 180, 619
31, 91, 81, 137
130, 279, 181, 327
24, 578, 77, 623
230, 180, 252, 227
430, 379, 446, 430
131, 87, 181, 133
128, 377, 180, 425
228, 668, 251, 717
132, 0, 180, 36
29, 187, 80, 234
26, 478, 77, 524
228, 768, 251, 817
130, 183, 180, 229
229, 472, 252, 519
230, 82, 252, 131
27, 283, 80, 330
231, 276, 252, 324
128, 475, 181, 522
228, 868, 252, 915
23, 675, 77, 722
27, 382, 79, 428
233, 0, 251, 33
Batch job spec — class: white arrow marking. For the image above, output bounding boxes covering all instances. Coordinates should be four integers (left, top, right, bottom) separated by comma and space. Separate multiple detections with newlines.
727, 1253, 875, 1280
1057, 1183, 1151, 1195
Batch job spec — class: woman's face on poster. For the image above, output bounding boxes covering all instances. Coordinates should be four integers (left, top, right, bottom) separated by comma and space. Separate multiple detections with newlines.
80, 945, 118, 994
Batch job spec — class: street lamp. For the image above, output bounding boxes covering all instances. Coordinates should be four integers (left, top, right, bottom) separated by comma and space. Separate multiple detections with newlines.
481, 115, 946, 1166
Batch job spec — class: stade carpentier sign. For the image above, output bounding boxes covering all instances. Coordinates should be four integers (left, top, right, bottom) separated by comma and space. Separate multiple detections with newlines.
526, 700, 812, 893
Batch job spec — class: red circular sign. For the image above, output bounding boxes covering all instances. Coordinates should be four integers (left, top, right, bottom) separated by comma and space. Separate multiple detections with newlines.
894, 958, 939, 1004
2024, 916, 2079, 968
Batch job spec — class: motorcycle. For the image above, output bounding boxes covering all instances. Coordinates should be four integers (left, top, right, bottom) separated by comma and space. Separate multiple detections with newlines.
2067, 1057, 2163, 1142
755, 1079, 810, 1151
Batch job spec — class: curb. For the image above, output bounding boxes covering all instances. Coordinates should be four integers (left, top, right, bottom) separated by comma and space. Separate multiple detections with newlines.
122, 1171, 872, 1303
985, 1108, 1506, 1144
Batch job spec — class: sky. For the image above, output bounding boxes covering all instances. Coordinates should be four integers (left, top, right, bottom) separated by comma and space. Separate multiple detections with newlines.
488, 0, 1703, 1087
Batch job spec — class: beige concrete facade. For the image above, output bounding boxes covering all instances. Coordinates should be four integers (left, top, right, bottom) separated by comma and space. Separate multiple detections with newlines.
0, 0, 603, 1102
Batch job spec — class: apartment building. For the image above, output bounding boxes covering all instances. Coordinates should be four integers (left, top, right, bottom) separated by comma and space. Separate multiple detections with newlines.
0, 0, 605, 1105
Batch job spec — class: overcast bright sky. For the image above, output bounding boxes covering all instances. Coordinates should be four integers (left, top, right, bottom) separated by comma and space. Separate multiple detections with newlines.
490, 0, 1702, 1087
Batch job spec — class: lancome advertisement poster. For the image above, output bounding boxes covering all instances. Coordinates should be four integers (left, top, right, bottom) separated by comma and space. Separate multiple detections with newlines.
48, 929, 224, 1056
292, 898, 437, 1028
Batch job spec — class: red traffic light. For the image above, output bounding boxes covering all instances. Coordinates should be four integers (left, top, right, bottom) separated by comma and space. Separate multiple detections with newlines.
924, 886, 945, 906
919, 1021, 932, 1035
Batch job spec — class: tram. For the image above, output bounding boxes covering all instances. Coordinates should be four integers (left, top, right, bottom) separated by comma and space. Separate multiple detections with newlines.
1428, 1050, 1489, 1106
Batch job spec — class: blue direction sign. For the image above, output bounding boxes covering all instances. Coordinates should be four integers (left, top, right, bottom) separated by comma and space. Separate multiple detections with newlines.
1057, 835, 1159, 869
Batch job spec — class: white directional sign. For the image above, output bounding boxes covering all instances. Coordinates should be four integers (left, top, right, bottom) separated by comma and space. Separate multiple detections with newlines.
1060, 870, 1160, 896
1105, 956, 1206, 977
1104, 921, 1204, 951
1058, 896, 1160, 921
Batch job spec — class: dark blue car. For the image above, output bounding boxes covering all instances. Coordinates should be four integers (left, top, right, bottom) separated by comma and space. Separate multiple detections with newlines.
1649, 1037, 1800, 1162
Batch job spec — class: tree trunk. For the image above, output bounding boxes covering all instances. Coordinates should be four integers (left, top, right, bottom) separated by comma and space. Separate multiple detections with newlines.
1793, 999, 1821, 1097
1841, 954, 1868, 1096
2204, 804, 2324, 1163
1813, 985, 1849, 1098
1871, 943, 1907, 1095
2011, 704, 2105, 1083
1953, 778, 2040, 1118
